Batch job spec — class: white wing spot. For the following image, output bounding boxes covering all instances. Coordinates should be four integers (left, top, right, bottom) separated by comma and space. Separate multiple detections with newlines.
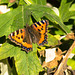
11, 33, 13, 36
43, 20, 45, 23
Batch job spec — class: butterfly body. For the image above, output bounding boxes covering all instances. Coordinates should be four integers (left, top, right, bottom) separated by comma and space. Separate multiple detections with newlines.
8, 20, 49, 53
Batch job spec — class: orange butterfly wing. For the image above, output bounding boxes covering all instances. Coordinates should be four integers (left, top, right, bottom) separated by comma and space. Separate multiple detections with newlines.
8, 29, 32, 53
31, 20, 49, 45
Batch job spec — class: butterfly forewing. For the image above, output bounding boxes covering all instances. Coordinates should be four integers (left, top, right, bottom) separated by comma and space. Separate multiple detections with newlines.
31, 20, 49, 45
8, 28, 32, 53
8, 29, 25, 45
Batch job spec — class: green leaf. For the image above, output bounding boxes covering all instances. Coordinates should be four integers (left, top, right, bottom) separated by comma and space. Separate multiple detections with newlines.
0, 43, 43, 75
0, 42, 19, 60
0, 6, 33, 37
47, 33, 59, 46
19, 0, 27, 5
69, 3, 75, 11
24, 0, 46, 5
0, 0, 18, 7
0, 6, 23, 37
8, 2, 17, 7
45, 13, 70, 33
14, 43, 43, 75
0, 5, 70, 38
28, 5, 70, 33
34, 0, 46, 5
24, 0, 34, 5
67, 57, 75, 70
59, 0, 74, 22
69, 11, 75, 20
0, 0, 9, 4
72, 47, 75, 54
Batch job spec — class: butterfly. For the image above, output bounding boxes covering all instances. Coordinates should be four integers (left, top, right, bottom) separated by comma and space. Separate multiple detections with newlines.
8, 20, 49, 53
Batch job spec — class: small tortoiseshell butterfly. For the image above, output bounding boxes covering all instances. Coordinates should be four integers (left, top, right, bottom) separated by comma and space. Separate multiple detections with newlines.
8, 20, 49, 53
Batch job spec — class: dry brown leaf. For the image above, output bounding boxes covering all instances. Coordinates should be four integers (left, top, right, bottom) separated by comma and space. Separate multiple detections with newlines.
54, 41, 75, 75
42, 59, 58, 69
38, 50, 45, 57
55, 48, 66, 61
42, 48, 66, 69
39, 47, 64, 70
66, 33, 75, 40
